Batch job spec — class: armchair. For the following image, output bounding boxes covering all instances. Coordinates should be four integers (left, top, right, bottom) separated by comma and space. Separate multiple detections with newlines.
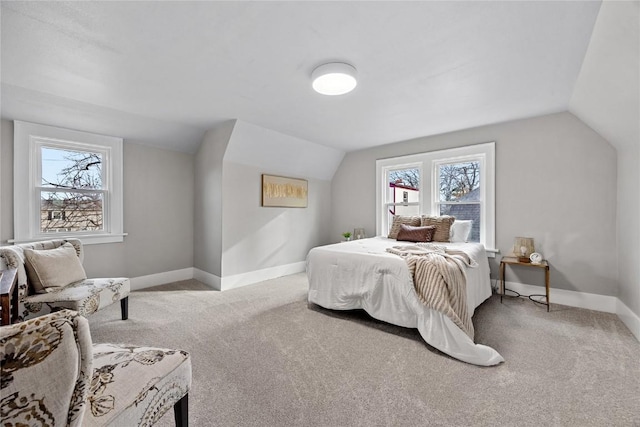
0, 239, 130, 321
0, 309, 191, 426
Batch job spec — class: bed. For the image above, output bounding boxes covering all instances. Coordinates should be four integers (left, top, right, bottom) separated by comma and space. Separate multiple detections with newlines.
306, 236, 504, 366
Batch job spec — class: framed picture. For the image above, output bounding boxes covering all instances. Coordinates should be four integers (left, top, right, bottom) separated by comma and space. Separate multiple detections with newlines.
261, 174, 308, 208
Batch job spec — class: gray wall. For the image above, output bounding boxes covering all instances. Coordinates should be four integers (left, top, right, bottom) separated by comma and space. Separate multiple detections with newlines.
1, 120, 14, 244
193, 121, 234, 277
0, 118, 195, 278
331, 112, 618, 296
616, 150, 640, 315
222, 162, 332, 276
568, 0, 640, 317
195, 120, 340, 283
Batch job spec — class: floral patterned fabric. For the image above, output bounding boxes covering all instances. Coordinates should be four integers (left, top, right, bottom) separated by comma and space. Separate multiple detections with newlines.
0, 310, 93, 427
0, 239, 130, 321
0, 310, 192, 427
85, 344, 192, 426
24, 277, 130, 318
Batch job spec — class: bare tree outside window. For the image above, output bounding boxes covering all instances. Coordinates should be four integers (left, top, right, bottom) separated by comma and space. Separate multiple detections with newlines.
40, 148, 104, 233
388, 168, 419, 189
438, 161, 481, 242
439, 161, 480, 201
386, 168, 420, 227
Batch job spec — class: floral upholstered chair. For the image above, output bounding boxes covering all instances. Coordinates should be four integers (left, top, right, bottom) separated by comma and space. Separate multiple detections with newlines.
0, 309, 191, 426
0, 239, 130, 321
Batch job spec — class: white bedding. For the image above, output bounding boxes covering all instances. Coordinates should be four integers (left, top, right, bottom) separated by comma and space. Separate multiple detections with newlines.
306, 236, 504, 366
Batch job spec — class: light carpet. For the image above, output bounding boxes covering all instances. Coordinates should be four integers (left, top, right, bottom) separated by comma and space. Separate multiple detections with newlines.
89, 273, 640, 426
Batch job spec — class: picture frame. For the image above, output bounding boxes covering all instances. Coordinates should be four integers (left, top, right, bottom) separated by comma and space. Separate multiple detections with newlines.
261, 174, 308, 208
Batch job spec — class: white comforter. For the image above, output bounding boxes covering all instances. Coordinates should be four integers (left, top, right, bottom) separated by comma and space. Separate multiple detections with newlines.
306, 236, 504, 366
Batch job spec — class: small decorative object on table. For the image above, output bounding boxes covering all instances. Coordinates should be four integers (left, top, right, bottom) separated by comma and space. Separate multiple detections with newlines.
342, 232, 352, 241
353, 228, 365, 240
513, 236, 535, 263
529, 252, 543, 264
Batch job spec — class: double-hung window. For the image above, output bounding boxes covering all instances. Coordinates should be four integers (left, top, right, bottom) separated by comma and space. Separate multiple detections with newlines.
13, 121, 124, 245
383, 164, 422, 228
376, 142, 495, 253
434, 157, 482, 243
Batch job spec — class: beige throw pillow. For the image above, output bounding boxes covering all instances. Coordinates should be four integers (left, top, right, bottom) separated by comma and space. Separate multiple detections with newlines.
24, 243, 87, 293
388, 215, 421, 239
420, 215, 456, 242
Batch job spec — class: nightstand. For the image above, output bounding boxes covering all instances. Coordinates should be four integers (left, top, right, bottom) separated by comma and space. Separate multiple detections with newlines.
1, 268, 19, 325
499, 256, 550, 312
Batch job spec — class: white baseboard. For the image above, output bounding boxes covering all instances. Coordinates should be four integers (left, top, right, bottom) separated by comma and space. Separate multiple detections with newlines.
130, 268, 194, 291
192, 268, 222, 291
503, 281, 640, 342
175, 261, 306, 291
616, 299, 640, 341
192, 262, 306, 291
220, 261, 306, 291
503, 280, 617, 313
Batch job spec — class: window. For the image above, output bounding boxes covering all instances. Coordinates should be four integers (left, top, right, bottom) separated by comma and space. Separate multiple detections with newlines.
13, 121, 124, 245
39, 145, 105, 234
376, 142, 495, 252
384, 165, 421, 229
435, 159, 481, 242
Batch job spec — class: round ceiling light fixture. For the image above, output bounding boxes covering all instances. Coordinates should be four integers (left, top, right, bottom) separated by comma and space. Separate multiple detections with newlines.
311, 62, 357, 96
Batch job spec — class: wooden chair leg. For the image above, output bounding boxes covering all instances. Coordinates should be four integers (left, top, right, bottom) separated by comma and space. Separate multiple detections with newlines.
174, 393, 188, 427
120, 296, 129, 320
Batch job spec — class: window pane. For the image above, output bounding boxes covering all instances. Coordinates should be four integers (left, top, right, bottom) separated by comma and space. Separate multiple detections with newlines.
387, 168, 420, 204
390, 204, 420, 217
438, 161, 480, 202
41, 147, 103, 190
439, 204, 480, 242
40, 191, 103, 233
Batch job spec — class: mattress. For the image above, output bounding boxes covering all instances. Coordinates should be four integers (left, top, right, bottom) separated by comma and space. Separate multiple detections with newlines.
306, 236, 504, 366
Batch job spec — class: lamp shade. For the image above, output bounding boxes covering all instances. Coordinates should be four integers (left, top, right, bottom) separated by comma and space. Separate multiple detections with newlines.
311, 62, 357, 95
513, 237, 535, 262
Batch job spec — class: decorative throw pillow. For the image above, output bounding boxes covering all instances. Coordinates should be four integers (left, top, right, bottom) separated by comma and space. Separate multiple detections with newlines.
388, 215, 421, 239
24, 243, 87, 293
396, 224, 437, 243
450, 220, 473, 243
420, 215, 456, 242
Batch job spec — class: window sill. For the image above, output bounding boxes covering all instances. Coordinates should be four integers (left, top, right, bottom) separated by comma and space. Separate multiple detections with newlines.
485, 248, 499, 258
8, 233, 128, 246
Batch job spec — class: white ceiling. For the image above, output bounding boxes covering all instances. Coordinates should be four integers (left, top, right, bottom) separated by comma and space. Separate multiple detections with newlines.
570, 0, 640, 153
1, 1, 602, 153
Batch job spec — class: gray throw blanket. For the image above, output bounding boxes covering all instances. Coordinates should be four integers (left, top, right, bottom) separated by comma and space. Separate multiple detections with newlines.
386, 244, 477, 339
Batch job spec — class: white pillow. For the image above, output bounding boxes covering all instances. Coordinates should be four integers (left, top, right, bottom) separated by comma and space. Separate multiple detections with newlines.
23, 243, 87, 293
450, 220, 472, 243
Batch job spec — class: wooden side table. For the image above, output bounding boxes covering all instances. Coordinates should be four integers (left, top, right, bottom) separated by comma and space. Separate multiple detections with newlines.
1, 268, 19, 325
500, 256, 550, 312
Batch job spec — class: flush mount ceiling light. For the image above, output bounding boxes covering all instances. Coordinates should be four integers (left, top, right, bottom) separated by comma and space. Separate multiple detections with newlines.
311, 62, 358, 95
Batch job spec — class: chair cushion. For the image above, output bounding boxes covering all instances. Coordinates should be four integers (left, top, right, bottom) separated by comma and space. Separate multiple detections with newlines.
24, 278, 130, 317
83, 343, 191, 427
0, 310, 93, 427
24, 243, 87, 293
0, 239, 83, 300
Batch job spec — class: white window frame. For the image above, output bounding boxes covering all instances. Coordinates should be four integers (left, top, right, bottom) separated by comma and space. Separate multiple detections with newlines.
376, 142, 496, 254
382, 161, 423, 226
13, 121, 125, 245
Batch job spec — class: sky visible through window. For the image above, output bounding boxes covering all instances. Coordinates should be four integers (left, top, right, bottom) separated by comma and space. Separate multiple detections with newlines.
41, 147, 102, 188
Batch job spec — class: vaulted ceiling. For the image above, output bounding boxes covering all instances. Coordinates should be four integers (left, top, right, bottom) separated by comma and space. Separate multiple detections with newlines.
0, 1, 626, 154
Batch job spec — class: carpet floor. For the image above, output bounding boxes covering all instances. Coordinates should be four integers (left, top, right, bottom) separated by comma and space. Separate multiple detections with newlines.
89, 273, 639, 426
